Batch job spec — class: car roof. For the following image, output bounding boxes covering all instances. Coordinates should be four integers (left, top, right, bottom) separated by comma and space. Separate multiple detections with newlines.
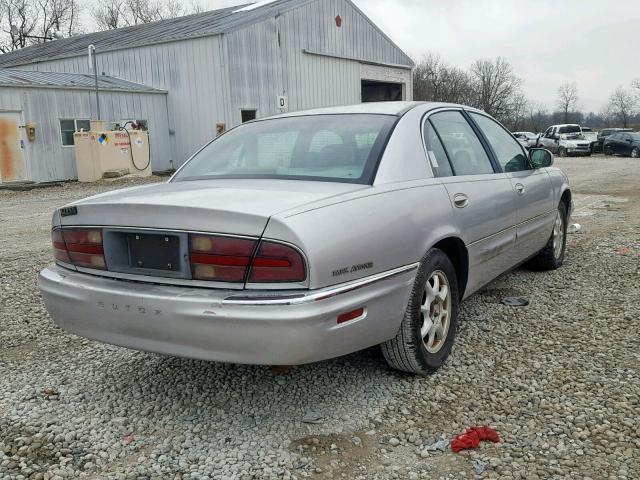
264, 101, 481, 119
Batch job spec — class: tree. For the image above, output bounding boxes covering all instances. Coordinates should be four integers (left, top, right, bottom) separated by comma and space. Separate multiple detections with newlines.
556, 82, 579, 123
0, 0, 37, 52
36, 0, 80, 40
0, 0, 80, 52
94, 0, 125, 30
93, 0, 190, 29
527, 102, 548, 133
413, 53, 473, 105
468, 57, 522, 122
605, 86, 638, 128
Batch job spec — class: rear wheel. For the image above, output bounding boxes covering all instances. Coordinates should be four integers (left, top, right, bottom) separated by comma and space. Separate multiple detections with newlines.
381, 249, 459, 374
527, 203, 567, 271
631, 147, 639, 158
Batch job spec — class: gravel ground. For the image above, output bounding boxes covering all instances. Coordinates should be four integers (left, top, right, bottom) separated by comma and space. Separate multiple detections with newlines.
1, 156, 639, 480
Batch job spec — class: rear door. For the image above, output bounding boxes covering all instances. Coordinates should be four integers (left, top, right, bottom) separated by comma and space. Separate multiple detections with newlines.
468, 112, 555, 259
620, 133, 633, 155
425, 110, 518, 295
0, 111, 28, 183
608, 133, 622, 154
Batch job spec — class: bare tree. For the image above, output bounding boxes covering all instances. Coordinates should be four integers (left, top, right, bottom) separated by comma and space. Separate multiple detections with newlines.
468, 57, 522, 122
37, 0, 81, 41
556, 82, 579, 123
93, 0, 188, 29
0, 0, 38, 51
527, 102, 548, 133
94, 0, 126, 30
633, 78, 640, 91
605, 86, 638, 128
413, 53, 473, 105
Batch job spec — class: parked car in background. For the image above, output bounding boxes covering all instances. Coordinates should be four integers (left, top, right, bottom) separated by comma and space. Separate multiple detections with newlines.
38, 102, 571, 375
592, 127, 634, 153
579, 127, 597, 152
538, 124, 592, 156
513, 131, 538, 149
603, 131, 640, 157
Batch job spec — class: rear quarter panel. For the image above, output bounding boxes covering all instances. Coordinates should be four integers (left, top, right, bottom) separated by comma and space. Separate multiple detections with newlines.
263, 179, 459, 289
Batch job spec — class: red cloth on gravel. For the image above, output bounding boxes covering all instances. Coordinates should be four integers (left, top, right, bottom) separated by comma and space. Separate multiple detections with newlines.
451, 426, 500, 453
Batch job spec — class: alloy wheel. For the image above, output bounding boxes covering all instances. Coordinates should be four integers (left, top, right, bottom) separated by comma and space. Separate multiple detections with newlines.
552, 210, 565, 260
632, 148, 639, 158
420, 270, 451, 353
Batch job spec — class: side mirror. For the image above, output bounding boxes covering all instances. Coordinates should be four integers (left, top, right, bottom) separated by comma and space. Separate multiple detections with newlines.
530, 148, 553, 168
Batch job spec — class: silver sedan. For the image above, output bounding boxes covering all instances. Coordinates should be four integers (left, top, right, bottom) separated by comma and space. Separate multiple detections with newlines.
39, 102, 572, 374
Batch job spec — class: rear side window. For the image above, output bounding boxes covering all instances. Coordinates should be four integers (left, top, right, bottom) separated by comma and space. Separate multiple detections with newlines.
429, 111, 494, 176
470, 113, 530, 172
423, 121, 454, 177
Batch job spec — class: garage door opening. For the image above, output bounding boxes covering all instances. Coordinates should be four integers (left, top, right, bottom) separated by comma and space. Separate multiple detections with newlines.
361, 80, 403, 102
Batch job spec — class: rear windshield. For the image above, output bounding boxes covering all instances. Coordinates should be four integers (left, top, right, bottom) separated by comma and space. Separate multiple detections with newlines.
172, 114, 397, 184
558, 125, 581, 134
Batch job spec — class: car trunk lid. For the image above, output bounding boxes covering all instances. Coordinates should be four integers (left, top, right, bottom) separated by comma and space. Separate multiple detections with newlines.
60, 179, 368, 237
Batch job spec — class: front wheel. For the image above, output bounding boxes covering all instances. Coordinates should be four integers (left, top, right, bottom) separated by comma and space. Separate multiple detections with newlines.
631, 147, 639, 158
558, 147, 568, 157
603, 146, 611, 156
526, 203, 567, 271
381, 249, 459, 374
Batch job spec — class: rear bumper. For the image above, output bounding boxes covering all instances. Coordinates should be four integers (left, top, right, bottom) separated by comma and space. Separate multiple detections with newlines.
38, 264, 416, 365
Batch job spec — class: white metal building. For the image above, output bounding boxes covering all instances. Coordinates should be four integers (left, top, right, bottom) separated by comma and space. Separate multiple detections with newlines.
0, 0, 414, 183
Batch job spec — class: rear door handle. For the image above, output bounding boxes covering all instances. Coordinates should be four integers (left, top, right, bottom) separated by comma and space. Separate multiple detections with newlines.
453, 193, 468, 208
515, 183, 525, 195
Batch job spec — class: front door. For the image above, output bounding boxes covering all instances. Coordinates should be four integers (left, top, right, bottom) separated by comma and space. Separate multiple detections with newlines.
468, 112, 555, 259
0, 112, 28, 183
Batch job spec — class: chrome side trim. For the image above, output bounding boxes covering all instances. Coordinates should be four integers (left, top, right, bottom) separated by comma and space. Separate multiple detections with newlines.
222, 262, 420, 306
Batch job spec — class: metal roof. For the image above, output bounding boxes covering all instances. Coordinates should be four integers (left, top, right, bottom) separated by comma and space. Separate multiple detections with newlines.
0, 0, 316, 67
0, 68, 165, 93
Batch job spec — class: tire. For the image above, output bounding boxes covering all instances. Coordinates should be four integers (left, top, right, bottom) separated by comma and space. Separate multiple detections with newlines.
603, 146, 611, 156
558, 147, 568, 157
632, 147, 639, 158
526, 202, 567, 271
381, 248, 459, 374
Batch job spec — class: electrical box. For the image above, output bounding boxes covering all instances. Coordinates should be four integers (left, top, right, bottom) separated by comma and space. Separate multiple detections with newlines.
74, 124, 151, 182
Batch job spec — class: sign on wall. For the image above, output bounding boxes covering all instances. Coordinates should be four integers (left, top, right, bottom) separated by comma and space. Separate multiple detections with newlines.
277, 95, 288, 111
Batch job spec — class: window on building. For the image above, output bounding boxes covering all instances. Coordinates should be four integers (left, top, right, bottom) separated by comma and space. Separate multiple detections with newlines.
60, 119, 90, 146
241, 110, 257, 123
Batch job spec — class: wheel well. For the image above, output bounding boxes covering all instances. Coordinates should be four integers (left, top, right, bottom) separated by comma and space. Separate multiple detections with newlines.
561, 189, 571, 212
433, 237, 468, 298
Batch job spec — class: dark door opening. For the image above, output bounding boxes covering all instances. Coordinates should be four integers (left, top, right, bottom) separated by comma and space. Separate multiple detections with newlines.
241, 109, 257, 123
361, 80, 403, 102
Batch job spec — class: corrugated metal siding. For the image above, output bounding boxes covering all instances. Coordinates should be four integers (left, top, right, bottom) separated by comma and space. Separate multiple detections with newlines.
0, 87, 170, 182
223, 0, 412, 119
19, 36, 227, 166
5, 0, 414, 172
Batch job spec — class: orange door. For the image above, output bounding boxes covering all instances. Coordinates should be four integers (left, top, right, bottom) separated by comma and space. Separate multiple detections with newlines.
0, 112, 28, 182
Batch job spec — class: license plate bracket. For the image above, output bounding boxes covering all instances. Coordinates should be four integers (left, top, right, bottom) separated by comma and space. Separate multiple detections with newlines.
127, 233, 181, 271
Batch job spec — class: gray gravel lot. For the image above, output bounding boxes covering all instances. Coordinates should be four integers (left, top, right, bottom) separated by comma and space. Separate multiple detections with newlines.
1, 157, 639, 480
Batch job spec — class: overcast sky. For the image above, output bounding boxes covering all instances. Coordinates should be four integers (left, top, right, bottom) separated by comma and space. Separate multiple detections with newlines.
86, 0, 640, 112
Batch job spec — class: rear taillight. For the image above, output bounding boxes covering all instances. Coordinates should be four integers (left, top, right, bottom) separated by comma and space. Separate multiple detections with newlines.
52, 228, 106, 270
247, 241, 306, 283
188, 234, 306, 284
189, 234, 257, 282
